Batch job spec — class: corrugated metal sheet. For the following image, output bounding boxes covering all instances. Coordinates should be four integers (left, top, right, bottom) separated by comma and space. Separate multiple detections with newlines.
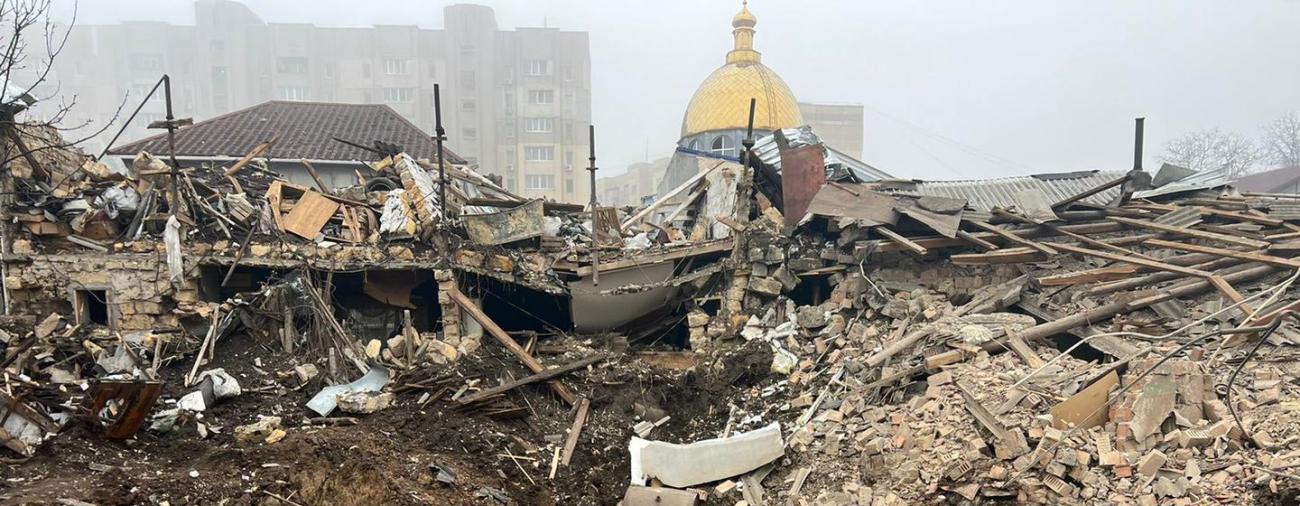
1132, 166, 1230, 199
753, 127, 893, 182
870, 170, 1128, 212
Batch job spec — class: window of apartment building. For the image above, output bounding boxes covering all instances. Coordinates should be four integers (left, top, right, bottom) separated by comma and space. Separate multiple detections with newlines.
460, 70, 476, 90
461, 100, 476, 112
564, 122, 574, 140
383, 58, 409, 75
276, 57, 308, 74
524, 146, 554, 162
130, 53, 163, 71
383, 87, 414, 103
563, 66, 574, 82
524, 118, 553, 133
211, 66, 228, 89
528, 89, 554, 105
460, 45, 475, 57
503, 92, 514, 116
525, 174, 555, 190
565, 178, 574, 194
564, 151, 574, 168
525, 59, 551, 76
278, 86, 308, 101
462, 128, 477, 140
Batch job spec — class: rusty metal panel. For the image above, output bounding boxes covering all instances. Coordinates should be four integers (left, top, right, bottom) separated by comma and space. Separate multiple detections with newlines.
806, 183, 900, 226
779, 144, 826, 228
464, 199, 544, 245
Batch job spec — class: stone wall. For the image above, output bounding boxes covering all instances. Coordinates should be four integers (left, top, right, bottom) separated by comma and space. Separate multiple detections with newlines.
2, 249, 199, 330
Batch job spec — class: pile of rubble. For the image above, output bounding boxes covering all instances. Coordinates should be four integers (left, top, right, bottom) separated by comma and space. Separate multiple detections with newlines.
4, 114, 1300, 506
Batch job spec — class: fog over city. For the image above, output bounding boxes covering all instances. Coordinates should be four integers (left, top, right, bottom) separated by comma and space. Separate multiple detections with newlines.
46, 0, 1300, 180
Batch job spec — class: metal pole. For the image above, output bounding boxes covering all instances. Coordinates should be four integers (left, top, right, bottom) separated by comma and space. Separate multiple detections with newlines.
742, 98, 756, 169
587, 124, 600, 286
434, 83, 447, 222
161, 75, 180, 218
1133, 117, 1145, 171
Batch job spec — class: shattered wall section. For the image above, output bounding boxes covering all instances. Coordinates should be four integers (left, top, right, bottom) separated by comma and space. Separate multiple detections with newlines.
4, 250, 198, 330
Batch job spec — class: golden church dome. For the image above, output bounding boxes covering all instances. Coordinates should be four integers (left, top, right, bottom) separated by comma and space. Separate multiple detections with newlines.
681, 2, 802, 137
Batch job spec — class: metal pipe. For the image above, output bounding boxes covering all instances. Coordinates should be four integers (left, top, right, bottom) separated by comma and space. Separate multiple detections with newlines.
161, 75, 180, 218
587, 124, 599, 286
434, 83, 447, 222
1134, 117, 1145, 171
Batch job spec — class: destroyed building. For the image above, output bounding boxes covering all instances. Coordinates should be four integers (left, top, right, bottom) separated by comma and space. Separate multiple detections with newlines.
5, 5, 1300, 506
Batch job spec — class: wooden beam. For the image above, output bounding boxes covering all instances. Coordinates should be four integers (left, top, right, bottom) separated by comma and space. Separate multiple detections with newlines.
1049, 242, 1210, 278
1144, 239, 1300, 269
450, 289, 578, 405
955, 230, 999, 251
951, 247, 1044, 265
969, 220, 1058, 255
875, 226, 928, 255
620, 161, 724, 230
1006, 333, 1047, 369
1110, 216, 1270, 249
1050, 174, 1129, 209
1200, 207, 1284, 227
300, 159, 331, 194
1036, 265, 1138, 286
223, 138, 277, 176
457, 354, 605, 404
873, 221, 1125, 253
560, 397, 591, 467
993, 208, 1155, 260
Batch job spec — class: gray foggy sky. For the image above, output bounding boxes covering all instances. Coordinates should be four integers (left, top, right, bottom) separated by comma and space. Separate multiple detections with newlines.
50, 0, 1300, 179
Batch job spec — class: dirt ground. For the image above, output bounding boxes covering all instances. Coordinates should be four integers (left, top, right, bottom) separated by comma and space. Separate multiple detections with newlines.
1, 332, 780, 505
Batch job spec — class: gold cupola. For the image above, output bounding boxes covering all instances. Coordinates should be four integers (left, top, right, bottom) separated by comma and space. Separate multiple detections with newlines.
680, 1, 803, 138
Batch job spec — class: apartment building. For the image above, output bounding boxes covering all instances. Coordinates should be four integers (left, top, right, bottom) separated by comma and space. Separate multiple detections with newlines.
798, 102, 864, 160
50, 1, 592, 202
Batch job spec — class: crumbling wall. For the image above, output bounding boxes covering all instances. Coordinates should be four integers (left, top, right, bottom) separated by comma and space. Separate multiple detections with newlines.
3, 247, 198, 330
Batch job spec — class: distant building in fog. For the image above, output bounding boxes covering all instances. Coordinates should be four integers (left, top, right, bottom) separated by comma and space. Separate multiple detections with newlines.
50, 0, 592, 202
798, 102, 863, 160
596, 157, 670, 207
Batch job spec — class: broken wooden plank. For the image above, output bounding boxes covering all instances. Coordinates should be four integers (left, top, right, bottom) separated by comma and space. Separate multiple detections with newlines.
457, 355, 605, 404
621, 161, 725, 230
1050, 174, 1129, 209
223, 138, 277, 176
1006, 333, 1047, 369
951, 247, 1044, 265
994, 208, 1154, 260
301, 159, 331, 194
955, 229, 999, 251
968, 220, 1058, 256
560, 396, 591, 467
1110, 216, 1270, 249
450, 289, 577, 405
1144, 239, 1300, 269
874, 221, 1125, 253
955, 382, 1007, 438
1049, 242, 1211, 278
282, 191, 341, 240
874, 226, 927, 255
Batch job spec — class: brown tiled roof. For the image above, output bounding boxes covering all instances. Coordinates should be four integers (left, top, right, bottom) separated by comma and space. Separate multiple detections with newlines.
108, 101, 465, 164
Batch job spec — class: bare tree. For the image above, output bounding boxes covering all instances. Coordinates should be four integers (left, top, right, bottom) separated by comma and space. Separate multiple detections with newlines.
1161, 128, 1259, 179
0, 0, 122, 164
1261, 111, 1300, 169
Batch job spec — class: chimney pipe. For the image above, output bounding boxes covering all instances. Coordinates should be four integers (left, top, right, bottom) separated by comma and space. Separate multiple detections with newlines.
1133, 117, 1145, 171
